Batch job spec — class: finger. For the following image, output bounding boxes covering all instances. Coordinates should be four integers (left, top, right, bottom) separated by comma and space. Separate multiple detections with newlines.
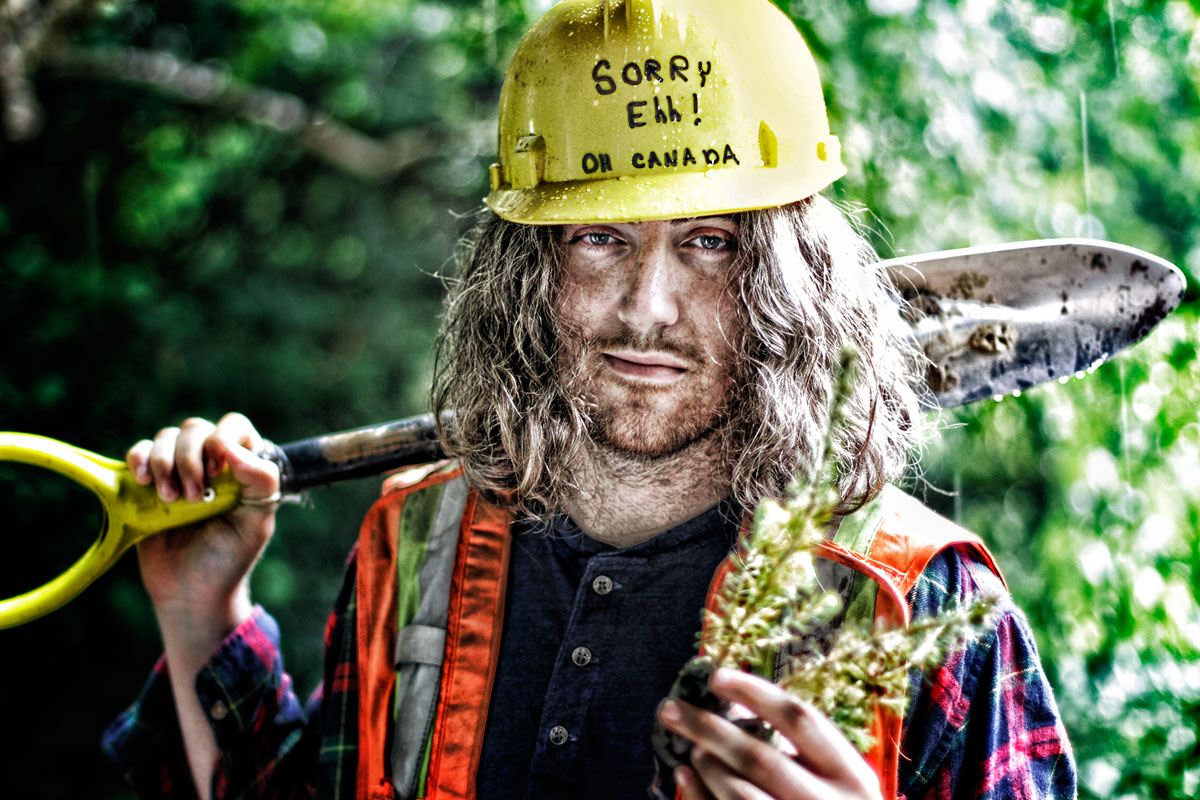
126, 440, 154, 485
709, 669, 876, 791
175, 417, 216, 501
148, 426, 182, 502
214, 412, 263, 452
205, 412, 264, 479
674, 765, 713, 800
208, 437, 280, 506
661, 698, 812, 799
690, 744, 774, 800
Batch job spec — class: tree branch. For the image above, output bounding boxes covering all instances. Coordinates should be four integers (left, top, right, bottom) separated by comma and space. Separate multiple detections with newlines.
0, 0, 104, 139
42, 43, 437, 181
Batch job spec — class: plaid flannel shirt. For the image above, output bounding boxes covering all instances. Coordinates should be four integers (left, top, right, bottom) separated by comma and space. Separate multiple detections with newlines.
102, 540, 1076, 799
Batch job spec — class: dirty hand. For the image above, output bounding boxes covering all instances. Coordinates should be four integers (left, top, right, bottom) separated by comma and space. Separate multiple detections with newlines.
658, 668, 883, 800
126, 412, 280, 625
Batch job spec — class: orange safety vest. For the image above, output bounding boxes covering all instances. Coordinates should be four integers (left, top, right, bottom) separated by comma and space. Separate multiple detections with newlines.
353, 462, 1005, 800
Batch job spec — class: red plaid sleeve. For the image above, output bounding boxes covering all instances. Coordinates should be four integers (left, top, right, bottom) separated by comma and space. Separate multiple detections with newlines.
899, 546, 1076, 800
198, 607, 317, 799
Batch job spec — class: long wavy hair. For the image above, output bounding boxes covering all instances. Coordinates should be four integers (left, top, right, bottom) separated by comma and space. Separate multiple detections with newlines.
431, 195, 923, 517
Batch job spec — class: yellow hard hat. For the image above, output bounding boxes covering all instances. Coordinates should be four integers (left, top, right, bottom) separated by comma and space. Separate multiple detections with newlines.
486, 0, 845, 224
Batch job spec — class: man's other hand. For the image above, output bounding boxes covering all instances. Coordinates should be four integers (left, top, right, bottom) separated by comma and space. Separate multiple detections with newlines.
658, 668, 884, 800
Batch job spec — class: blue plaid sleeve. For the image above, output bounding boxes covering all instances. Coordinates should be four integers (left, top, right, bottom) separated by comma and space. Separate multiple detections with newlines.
899, 546, 1077, 800
101, 606, 311, 799
101, 651, 195, 798
199, 607, 317, 798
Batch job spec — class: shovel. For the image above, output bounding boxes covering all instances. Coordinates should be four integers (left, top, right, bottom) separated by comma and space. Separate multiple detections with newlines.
0, 238, 1185, 627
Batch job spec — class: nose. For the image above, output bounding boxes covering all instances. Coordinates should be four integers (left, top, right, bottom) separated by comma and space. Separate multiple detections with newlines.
617, 241, 679, 331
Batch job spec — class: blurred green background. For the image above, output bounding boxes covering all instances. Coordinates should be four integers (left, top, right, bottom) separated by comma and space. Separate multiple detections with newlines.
1, 0, 1197, 797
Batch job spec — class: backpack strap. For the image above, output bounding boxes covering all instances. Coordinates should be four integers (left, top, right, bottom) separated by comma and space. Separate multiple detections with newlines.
355, 460, 462, 800
356, 458, 517, 800
422, 487, 515, 799
820, 486, 1006, 628
390, 472, 471, 799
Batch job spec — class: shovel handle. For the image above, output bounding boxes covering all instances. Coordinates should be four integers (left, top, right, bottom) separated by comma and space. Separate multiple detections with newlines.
0, 432, 243, 629
269, 413, 445, 492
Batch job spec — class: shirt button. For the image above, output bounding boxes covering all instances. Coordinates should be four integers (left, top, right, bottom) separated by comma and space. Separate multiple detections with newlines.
549, 725, 569, 746
571, 646, 592, 667
209, 700, 229, 721
592, 575, 613, 595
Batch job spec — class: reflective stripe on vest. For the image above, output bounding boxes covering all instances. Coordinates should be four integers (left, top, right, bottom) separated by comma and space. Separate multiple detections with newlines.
360, 474, 1004, 800
390, 472, 468, 798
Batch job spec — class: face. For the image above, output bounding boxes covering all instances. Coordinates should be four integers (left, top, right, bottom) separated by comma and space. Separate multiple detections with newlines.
557, 217, 742, 458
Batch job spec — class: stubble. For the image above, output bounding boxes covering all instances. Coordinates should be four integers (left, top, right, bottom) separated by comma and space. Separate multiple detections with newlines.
561, 327, 734, 460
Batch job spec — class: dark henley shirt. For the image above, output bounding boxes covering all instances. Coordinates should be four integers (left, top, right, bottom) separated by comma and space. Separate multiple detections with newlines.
477, 500, 743, 800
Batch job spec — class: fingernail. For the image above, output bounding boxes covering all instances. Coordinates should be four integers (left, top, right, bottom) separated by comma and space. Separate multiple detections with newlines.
710, 667, 737, 687
660, 700, 681, 723
136, 465, 150, 483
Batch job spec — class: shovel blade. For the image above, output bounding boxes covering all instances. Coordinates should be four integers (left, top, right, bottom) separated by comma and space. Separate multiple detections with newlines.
881, 239, 1187, 408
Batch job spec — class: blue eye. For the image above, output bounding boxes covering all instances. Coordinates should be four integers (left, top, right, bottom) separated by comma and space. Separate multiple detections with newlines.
693, 234, 732, 250
569, 231, 619, 247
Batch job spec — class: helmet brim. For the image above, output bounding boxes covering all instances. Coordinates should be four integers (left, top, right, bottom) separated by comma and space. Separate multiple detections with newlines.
487, 160, 848, 225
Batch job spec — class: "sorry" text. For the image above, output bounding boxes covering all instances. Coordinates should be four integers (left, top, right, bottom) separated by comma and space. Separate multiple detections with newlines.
592, 55, 712, 95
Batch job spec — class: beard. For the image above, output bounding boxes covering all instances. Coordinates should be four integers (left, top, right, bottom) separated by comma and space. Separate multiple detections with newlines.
560, 326, 734, 459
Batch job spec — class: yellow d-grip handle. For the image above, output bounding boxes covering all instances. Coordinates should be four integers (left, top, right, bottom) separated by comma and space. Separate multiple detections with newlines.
0, 433, 243, 628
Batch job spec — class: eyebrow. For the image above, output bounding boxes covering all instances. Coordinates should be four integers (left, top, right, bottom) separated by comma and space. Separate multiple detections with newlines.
561, 216, 736, 233
670, 215, 735, 226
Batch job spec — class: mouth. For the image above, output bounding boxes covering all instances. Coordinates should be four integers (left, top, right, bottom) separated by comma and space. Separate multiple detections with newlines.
602, 350, 690, 383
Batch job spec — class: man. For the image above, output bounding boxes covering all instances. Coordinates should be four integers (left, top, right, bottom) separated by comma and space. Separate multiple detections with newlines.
102, 2, 1076, 799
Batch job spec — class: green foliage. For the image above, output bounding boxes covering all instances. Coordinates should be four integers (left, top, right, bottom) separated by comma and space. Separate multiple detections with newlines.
705, 475, 997, 754
702, 477, 843, 674
1, 0, 1197, 797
